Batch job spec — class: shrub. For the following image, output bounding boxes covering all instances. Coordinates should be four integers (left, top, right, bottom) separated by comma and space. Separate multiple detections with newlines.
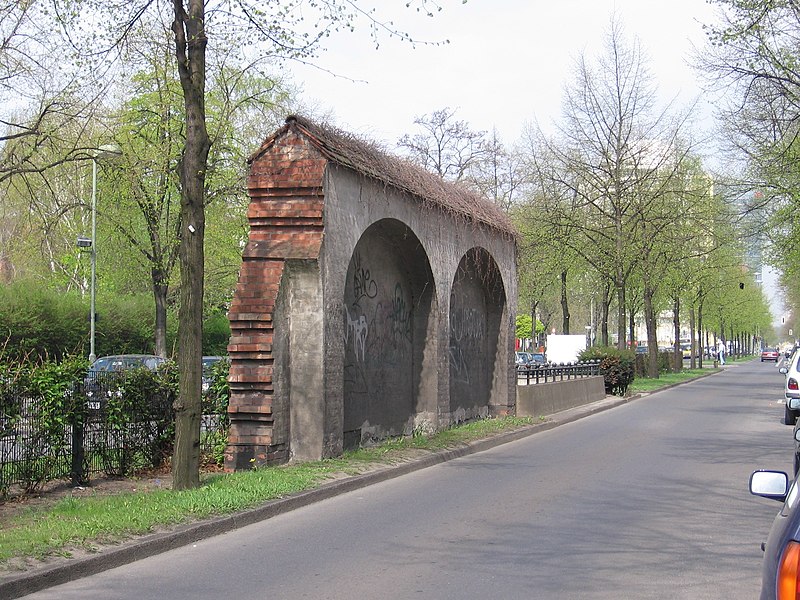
95, 361, 178, 476
202, 358, 230, 467
203, 311, 232, 356
0, 354, 90, 493
580, 346, 635, 396
0, 280, 230, 360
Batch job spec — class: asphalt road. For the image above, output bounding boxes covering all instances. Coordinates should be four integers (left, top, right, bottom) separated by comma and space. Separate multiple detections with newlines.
20, 360, 793, 599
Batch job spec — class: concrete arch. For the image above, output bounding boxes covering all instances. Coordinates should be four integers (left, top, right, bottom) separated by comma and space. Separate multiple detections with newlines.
342, 218, 437, 449
449, 247, 507, 422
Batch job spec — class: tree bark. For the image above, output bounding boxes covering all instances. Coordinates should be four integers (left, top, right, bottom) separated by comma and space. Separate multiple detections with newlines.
601, 295, 610, 347
153, 269, 169, 358
560, 270, 570, 334
643, 286, 659, 378
171, 0, 210, 491
616, 278, 626, 350
672, 297, 682, 371
689, 306, 696, 369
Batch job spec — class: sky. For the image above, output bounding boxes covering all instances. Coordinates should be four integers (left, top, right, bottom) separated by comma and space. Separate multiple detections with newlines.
288, 0, 721, 149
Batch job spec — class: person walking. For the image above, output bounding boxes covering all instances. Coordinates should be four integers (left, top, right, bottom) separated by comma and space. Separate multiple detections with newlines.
717, 339, 726, 365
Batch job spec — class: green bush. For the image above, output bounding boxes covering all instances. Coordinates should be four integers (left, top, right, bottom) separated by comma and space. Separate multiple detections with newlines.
0, 354, 90, 493
202, 358, 230, 467
0, 281, 86, 360
203, 311, 232, 356
96, 362, 178, 476
580, 346, 635, 396
0, 279, 230, 360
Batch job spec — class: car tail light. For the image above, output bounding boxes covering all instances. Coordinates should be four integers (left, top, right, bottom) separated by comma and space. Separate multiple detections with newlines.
791, 379, 799, 391
778, 541, 800, 599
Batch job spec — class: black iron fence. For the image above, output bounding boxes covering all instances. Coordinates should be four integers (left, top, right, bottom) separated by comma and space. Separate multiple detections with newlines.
0, 371, 229, 497
516, 360, 602, 385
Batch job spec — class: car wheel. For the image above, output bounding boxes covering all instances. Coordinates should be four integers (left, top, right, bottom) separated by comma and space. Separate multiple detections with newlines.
787, 404, 798, 426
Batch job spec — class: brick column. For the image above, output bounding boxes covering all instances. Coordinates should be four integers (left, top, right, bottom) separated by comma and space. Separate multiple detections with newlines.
225, 126, 326, 470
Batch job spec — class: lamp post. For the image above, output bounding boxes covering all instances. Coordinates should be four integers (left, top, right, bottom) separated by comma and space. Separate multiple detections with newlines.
87, 144, 122, 363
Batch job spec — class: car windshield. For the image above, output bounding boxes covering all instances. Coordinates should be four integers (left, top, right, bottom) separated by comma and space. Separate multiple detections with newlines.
90, 356, 162, 372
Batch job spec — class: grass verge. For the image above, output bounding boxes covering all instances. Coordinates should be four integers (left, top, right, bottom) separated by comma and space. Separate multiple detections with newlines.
0, 416, 535, 567
629, 368, 711, 394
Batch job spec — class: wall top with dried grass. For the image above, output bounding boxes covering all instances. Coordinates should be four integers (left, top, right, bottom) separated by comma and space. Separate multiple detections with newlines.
249, 115, 517, 239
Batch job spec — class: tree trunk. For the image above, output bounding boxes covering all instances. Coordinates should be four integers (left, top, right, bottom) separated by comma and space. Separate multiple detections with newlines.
689, 306, 696, 369
601, 297, 610, 347
628, 310, 635, 349
616, 278, 625, 350
643, 286, 658, 378
153, 269, 169, 358
697, 295, 705, 369
672, 297, 681, 371
171, 0, 211, 491
560, 270, 570, 334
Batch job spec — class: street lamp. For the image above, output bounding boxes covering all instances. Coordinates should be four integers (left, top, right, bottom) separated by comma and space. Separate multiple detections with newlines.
83, 144, 122, 363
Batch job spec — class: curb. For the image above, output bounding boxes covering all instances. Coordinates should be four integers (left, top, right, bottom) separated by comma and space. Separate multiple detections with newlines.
0, 384, 695, 598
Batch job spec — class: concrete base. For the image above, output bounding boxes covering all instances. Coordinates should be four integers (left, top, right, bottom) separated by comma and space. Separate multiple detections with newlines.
516, 376, 606, 417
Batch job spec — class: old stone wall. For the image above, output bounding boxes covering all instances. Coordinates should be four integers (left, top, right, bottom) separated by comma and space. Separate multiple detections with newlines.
225, 119, 517, 470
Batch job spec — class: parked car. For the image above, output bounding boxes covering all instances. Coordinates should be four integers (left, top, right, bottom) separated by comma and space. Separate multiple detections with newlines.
84, 354, 169, 406
530, 352, 547, 365
794, 426, 800, 477
780, 353, 800, 425
515, 351, 531, 372
750, 469, 800, 598
89, 354, 167, 374
762, 348, 781, 362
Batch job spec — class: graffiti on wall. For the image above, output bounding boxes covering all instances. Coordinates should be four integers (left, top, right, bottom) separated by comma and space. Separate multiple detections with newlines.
352, 252, 378, 304
343, 251, 415, 420
389, 283, 412, 343
449, 304, 486, 384
344, 307, 368, 363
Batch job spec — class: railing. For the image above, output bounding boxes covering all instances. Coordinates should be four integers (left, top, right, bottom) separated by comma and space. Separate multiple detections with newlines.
516, 360, 602, 385
1, 373, 228, 497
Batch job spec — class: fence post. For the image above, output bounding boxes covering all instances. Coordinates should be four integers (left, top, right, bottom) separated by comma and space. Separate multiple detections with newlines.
69, 383, 87, 486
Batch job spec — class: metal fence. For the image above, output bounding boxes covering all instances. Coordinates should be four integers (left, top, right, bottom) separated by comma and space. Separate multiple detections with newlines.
0, 372, 228, 496
516, 360, 602, 385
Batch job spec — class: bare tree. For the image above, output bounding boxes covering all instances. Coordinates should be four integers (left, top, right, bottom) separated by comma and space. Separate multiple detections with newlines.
464, 129, 525, 211
398, 107, 489, 182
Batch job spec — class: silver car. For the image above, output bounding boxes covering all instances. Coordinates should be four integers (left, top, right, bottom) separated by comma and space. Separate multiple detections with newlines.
780, 351, 800, 425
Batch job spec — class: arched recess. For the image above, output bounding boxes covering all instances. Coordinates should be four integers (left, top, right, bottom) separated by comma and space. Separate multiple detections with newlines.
449, 247, 506, 420
342, 219, 437, 449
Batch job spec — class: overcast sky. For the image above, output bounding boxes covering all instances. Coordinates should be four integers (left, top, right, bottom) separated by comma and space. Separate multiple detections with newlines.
288, 0, 721, 150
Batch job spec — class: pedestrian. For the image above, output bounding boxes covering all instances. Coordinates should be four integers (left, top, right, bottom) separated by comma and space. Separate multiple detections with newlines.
717, 339, 726, 365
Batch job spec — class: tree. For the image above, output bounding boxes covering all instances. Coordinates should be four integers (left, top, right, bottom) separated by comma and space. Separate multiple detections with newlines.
398, 107, 489, 182
525, 19, 697, 351
702, 0, 800, 325
464, 129, 525, 212
0, 1, 109, 189
53, 0, 461, 489
99, 35, 290, 358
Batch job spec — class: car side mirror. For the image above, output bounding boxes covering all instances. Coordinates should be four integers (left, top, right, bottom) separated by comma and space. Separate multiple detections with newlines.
750, 470, 790, 502
781, 367, 789, 374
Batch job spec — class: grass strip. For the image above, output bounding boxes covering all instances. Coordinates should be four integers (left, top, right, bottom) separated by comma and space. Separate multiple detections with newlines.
0, 416, 535, 565
629, 368, 710, 394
